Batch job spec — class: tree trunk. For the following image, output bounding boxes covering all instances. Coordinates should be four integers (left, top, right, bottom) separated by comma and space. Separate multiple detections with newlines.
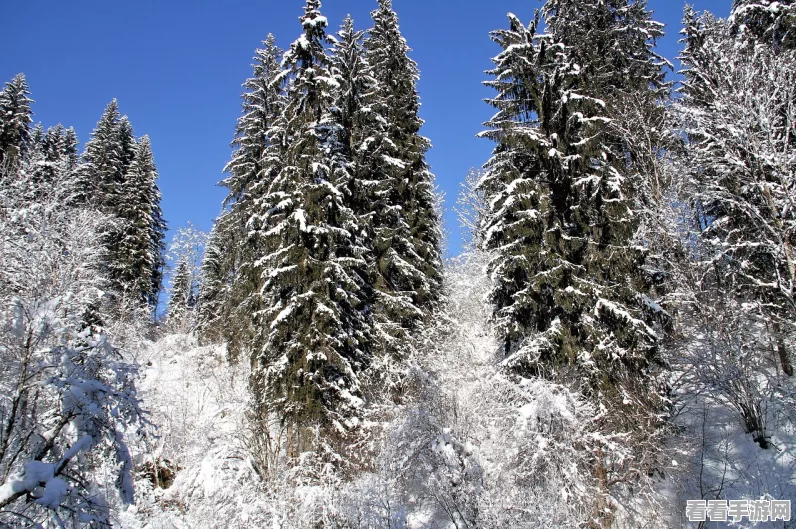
773, 322, 794, 376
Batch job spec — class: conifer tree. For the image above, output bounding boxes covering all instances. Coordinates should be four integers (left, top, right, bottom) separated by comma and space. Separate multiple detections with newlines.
479, 5, 669, 516
0, 74, 33, 169
210, 34, 285, 358
223, 34, 284, 211
730, 0, 795, 50
73, 102, 165, 311
167, 259, 196, 326
30, 123, 44, 151
26, 124, 80, 196
62, 127, 79, 170
113, 136, 167, 308
23, 124, 47, 197
73, 100, 129, 208
251, 0, 372, 454
330, 15, 371, 155
197, 216, 233, 345
363, 0, 443, 340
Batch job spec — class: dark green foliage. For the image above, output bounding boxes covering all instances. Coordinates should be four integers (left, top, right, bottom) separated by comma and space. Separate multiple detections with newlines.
197, 216, 234, 345
201, 1, 445, 459
73, 101, 166, 312
0, 74, 33, 169
26, 124, 81, 200
168, 259, 196, 322
197, 35, 285, 358
251, 0, 372, 443
73, 100, 129, 208
113, 136, 167, 308
479, 3, 670, 505
363, 0, 443, 348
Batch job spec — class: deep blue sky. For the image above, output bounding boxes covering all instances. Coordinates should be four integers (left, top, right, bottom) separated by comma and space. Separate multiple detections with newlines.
0, 0, 728, 257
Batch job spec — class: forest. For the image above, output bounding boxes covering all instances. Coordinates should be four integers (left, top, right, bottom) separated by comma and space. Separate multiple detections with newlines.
0, 0, 794, 527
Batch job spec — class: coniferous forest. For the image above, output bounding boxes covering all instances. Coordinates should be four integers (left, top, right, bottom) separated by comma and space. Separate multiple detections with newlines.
0, 0, 794, 527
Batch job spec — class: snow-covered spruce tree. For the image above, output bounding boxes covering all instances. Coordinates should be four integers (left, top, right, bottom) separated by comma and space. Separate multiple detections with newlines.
167, 259, 196, 329
478, 8, 668, 525
72, 102, 166, 316
27, 124, 80, 198
33, 124, 80, 192
112, 136, 167, 310
71, 100, 131, 210
679, 7, 795, 396
0, 74, 33, 170
730, 0, 796, 50
251, 0, 372, 462
201, 34, 284, 359
330, 15, 371, 155
363, 0, 443, 344
165, 224, 206, 332
329, 16, 410, 404
196, 214, 235, 346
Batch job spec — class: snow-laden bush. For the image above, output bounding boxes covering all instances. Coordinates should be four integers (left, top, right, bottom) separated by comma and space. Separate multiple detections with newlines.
0, 174, 144, 527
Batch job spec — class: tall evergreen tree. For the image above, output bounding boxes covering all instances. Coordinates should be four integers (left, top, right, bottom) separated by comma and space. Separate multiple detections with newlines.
363, 0, 443, 341
197, 215, 234, 345
330, 15, 372, 156
167, 258, 196, 324
62, 127, 79, 170
251, 0, 372, 456
208, 34, 285, 358
72, 102, 165, 311
223, 33, 284, 211
0, 74, 33, 170
73, 100, 130, 208
26, 124, 80, 197
479, 5, 669, 519
113, 136, 167, 308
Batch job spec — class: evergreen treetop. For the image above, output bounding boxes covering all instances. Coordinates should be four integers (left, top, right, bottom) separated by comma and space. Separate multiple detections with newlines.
0, 74, 34, 169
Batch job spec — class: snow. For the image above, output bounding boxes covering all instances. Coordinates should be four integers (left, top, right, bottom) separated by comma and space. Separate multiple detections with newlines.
272, 304, 295, 328
293, 208, 308, 232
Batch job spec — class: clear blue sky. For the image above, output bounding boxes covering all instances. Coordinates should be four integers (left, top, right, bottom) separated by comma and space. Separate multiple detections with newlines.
1, 0, 728, 258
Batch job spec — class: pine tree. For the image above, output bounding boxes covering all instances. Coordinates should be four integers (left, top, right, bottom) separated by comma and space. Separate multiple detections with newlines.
72, 102, 165, 312
197, 215, 233, 345
30, 123, 44, 152
113, 136, 167, 308
0, 74, 33, 169
25, 124, 80, 197
363, 0, 443, 341
479, 5, 668, 518
251, 0, 372, 456
330, 15, 371, 155
62, 127, 79, 170
223, 34, 284, 211
22, 124, 47, 198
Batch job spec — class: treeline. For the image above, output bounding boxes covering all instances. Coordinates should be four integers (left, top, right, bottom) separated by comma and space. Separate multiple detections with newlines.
0, 0, 794, 526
